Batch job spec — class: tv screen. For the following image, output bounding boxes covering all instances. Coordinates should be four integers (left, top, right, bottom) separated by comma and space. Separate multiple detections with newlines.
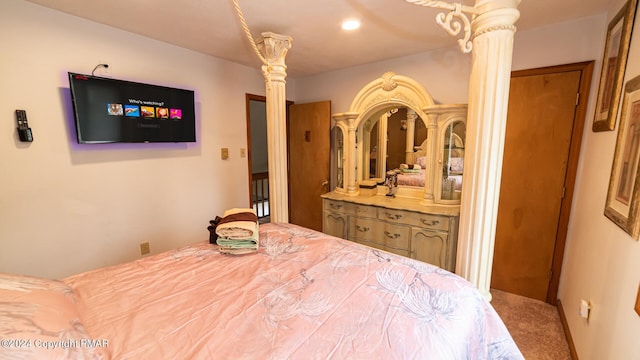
68, 72, 196, 143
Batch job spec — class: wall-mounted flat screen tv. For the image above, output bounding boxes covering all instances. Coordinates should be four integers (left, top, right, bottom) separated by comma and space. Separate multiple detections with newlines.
68, 72, 196, 143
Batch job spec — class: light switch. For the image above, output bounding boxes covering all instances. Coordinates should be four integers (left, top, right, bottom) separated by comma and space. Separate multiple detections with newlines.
221, 148, 229, 160
240, 148, 246, 158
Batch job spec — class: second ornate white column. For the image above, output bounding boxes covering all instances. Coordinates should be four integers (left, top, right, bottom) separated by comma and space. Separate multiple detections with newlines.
405, 109, 418, 163
257, 32, 292, 223
456, 0, 520, 300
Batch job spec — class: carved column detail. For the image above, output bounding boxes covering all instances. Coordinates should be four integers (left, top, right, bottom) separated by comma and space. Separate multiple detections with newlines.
333, 113, 360, 195
456, 0, 520, 300
257, 32, 292, 223
346, 116, 359, 195
423, 111, 439, 203
405, 109, 418, 163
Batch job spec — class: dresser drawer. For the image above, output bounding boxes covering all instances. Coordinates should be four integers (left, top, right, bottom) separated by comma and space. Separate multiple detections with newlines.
353, 204, 376, 218
403, 212, 450, 231
349, 217, 410, 251
377, 208, 408, 223
324, 199, 350, 213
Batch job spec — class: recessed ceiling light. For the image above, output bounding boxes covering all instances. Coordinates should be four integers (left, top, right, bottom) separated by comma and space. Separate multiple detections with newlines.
341, 19, 360, 31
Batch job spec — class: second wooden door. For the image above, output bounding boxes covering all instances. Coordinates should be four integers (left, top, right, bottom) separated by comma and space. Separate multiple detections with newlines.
288, 101, 331, 231
491, 62, 592, 303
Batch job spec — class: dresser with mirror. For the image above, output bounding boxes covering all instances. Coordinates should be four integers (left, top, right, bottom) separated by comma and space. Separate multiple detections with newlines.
322, 72, 466, 272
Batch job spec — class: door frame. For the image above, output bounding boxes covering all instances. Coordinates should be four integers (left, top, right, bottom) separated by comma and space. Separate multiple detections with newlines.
245, 94, 266, 207
510, 61, 593, 304
244, 94, 294, 214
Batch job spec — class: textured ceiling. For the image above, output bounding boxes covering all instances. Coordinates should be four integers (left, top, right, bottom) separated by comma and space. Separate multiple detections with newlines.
24, 0, 611, 77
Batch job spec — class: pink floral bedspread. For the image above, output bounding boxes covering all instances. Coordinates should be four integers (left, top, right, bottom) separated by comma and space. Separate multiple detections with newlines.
397, 169, 426, 187
65, 223, 523, 359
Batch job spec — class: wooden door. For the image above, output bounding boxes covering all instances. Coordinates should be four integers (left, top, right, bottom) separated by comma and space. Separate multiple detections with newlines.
288, 101, 331, 231
492, 62, 593, 303
246, 94, 267, 211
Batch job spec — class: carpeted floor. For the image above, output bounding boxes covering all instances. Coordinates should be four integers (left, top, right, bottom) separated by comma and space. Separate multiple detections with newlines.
490, 289, 572, 360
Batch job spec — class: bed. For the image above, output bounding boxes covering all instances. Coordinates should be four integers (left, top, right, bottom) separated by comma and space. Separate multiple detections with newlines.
396, 144, 428, 187
1, 223, 523, 359
396, 168, 426, 187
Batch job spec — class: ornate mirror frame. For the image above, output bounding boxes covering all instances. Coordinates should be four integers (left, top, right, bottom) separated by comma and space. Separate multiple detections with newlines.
332, 72, 436, 197
332, 72, 467, 206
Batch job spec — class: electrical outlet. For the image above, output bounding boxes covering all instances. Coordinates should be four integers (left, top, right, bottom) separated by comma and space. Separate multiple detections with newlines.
221, 148, 229, 160
140, 242, 150, 255
579, 299, 591, 320
240, 148, 246, 158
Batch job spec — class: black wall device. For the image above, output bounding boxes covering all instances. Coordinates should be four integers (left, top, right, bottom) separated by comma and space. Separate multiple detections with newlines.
15, 110, 33, 142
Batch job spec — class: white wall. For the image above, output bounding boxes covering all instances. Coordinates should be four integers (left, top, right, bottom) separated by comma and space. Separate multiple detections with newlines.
296, 12, 640, 359
557, 3, 640, 360
295, 46, 471, 113
295, 15, 606, 114
0, 1, 268, 279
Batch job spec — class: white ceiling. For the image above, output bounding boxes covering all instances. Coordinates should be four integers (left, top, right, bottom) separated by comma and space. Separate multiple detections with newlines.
24, 0, 611, 78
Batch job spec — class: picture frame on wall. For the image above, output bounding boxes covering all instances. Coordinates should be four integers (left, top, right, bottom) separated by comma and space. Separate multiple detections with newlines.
593, 0, 638, 132
605, 75, 640, 240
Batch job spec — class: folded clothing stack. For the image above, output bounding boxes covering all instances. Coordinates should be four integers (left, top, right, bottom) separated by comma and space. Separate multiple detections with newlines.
399, 163, 421, 173
215, 208, 259, 255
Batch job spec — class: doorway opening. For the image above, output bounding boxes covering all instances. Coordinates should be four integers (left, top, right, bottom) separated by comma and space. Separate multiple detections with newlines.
246, 94, 270, 223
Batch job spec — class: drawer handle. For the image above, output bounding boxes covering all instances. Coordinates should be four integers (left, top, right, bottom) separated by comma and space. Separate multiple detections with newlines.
421, 219, 440, 226
385, 212, 402, 220
384, 231, 400, 239
356, 225, 370, 232
330, 204, 343, 210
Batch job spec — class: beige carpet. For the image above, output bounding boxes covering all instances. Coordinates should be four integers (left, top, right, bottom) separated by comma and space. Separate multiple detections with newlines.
490, 289, 572, 360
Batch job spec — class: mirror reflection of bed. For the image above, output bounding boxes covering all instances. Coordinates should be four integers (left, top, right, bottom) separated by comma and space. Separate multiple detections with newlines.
361, 106, 466, 191
362, 107, 428, 187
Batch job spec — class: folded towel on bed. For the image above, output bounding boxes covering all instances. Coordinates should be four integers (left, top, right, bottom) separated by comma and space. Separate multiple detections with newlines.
399, 163, 421, 171
216, 237, 259, 255
216, 208, 259, 239
216, 238, 259, 248
400, 168, 421, 174
215, 208, 259, 255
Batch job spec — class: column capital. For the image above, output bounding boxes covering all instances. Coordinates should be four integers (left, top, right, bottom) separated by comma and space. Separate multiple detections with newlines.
257, 32, 292, 67
333, 112, 360, 130
406, 108, 418, 122
472, 0, 520, 35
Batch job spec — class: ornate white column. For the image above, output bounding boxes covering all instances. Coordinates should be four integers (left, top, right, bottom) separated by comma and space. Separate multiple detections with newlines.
257, 32, 292, 223
405, 109, 418, 163
333, 113, 360, 195
347, 116, 359, 195
456, 0, 520, 300
422, 109, 439, 203
377, 110, 393, 178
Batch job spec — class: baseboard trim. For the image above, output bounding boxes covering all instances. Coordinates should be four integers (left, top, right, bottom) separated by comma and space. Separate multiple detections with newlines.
557, 300, 579, 360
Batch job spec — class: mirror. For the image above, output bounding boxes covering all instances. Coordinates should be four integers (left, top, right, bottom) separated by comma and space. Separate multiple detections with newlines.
360, 107, 427, 187
336, 127, 344, 189
441, 120, 466, 201
330, 72, 466, 203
